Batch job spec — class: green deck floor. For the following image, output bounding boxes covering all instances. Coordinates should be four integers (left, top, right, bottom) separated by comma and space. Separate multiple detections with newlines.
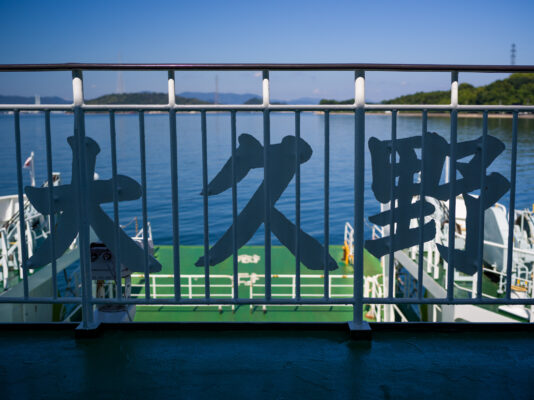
132, 245, 382, 323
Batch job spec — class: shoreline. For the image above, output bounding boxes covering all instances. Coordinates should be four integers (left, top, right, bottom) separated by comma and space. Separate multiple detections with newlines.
382, 112, 533, 119
1, 110, 532, 119
322, 111, 534, 119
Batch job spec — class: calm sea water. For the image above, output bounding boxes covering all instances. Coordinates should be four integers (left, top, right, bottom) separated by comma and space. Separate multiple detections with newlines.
1, 112, 533, 246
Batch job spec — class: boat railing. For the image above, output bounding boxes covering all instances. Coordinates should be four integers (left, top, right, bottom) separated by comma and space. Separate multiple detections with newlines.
372, 211, 534, 320
1, 63, 534, 329
129, 272, 383, 315
0, 203, 48, 289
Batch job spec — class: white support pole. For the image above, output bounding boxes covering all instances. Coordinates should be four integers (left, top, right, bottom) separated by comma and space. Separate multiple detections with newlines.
249, 280, 253, 311
450, 71, 459, 108
262, 71, 270, 107
446, 71, 459, 185
355, 71, 365, 107
352, 69, 368, 333
25, 221, 33, 259
168, 71, 176, 107
72, 70, 84, 107
72, 70, 97, 331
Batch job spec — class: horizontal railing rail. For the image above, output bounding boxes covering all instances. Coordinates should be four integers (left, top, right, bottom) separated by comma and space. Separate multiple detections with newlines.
0, 63, 533, 330
1, 62, 534, 72
3, 104, 534, 112
129, 273, 380, 301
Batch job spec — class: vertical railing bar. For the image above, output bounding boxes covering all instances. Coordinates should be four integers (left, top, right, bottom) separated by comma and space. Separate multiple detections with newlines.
295, 111, 301, 301
72, 69, 93, 326
75, 108, 92, 326
14, 110, 29, 299
83, 128, 94, 321
476, 111, 488, 299
169, 107, 181, 300
109, 111, 121, 300
353, 70, 365, 324
388, 110, 397, 299
447, 71, 459, 302
169, 112, 181, 300
168, 71, 181, 300
44, 111, 58, 299
324, 111, 330, 299
231, 110, 238, 300
138, 111, 150, 300
506, 111, 519, 299
447, 114, 458, 300
263, 70, 272, 301
417, 110, 427, 299
201, 110, 210, 299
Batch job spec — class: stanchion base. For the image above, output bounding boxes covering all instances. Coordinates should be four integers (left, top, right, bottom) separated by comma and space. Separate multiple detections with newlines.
348, 321, 372, 340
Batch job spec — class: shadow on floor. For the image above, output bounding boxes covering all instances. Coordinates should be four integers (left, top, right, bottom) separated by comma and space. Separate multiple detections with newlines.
0, 328, 533, 399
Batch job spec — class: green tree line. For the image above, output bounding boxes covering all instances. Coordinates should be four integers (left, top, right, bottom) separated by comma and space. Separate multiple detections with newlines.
320, 73, 534, 106
86, 92, 211, 105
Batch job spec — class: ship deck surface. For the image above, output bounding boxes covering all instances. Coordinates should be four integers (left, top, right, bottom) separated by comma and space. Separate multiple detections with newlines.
2, 328, 533, 399
132, 245, 382, 322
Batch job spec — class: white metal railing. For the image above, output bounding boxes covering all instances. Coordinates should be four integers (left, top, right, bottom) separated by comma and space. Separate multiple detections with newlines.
0, 198, 47, 289
377, 199, 534, 321
129, 272, 383, 317
0, 63, 533, 329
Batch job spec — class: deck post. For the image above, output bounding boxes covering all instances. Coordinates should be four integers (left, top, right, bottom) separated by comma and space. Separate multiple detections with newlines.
349, 69, 371, 339
72, 69, 100, 336
263, 70, 272, 301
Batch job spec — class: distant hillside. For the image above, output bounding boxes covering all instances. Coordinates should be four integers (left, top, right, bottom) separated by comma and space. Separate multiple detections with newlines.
0, 92, 322, 106
180, 92, 319, 105
243, 97, 262, 105
383, 73, 534, 105
319, 98, 354, 106
243, 97, 286, 105
86, 92, 210, 105
321, 73, 534, 106
0, 95, 71, 104
179, 91, 259, 104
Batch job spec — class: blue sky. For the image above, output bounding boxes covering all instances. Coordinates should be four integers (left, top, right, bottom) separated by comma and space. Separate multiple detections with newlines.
1, 0, 533, 101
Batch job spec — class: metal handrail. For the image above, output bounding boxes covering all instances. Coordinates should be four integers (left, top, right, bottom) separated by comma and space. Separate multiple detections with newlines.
1, 63, 533, 329
2, 63, 533, 112
1, 62, 534, 72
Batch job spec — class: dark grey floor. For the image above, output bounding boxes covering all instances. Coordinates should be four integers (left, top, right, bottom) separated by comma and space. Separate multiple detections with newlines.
0, 328, 533, 399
